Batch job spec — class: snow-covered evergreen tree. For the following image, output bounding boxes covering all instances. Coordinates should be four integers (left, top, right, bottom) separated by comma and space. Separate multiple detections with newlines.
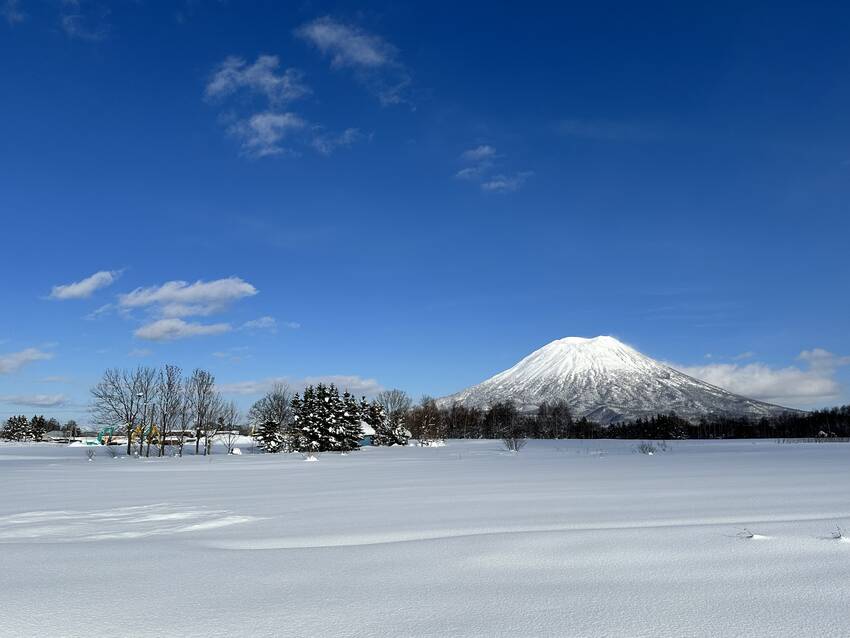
371, 401, 411, 446
340, 391, 363, 451
254, 420, 284, 453
291, 387, 324, 455
30, 415, 48, 442
2, 415, 31, 441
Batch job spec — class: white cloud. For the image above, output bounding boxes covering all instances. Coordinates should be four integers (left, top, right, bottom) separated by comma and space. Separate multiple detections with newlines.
454, 166, 486, 180
311, 127, 363, 155
228, 111, 307, 158
240, 316, 276, 332
218, 374, 383, 397
206, 55, 309, 105
296, 17, 410, 106
128, 348, 152, 358
0, 394, 68, 408
134, 319, 231, 341
731, 351, 755, 361
456, 145, 531, 193
282, 321, 301, 329
84, 303, 114, 320
461, 145, 497, 162
50, 270, 120, 300
119, 276, 257, 318
481, 171, 534, 193
2, 0, 25, 24
0, 348, 53, 374
673, 348, 850, 406
296, 17, 395, 69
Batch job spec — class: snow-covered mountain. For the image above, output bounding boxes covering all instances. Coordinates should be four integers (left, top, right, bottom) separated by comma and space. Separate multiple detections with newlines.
437, 336, 794, 423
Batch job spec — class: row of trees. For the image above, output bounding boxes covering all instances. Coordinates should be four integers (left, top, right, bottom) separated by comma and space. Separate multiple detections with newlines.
400, 397, 850, 441
1, 415, 81, 442
250, 384, 411, 454
11, 368, 850, 448
90, 365, 238, 456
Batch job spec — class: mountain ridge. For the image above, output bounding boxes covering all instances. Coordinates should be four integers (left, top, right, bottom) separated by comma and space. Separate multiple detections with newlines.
437, 336, 796, 423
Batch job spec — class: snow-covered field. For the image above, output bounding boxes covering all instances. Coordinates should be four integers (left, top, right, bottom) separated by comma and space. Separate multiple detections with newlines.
1, 439, 849, 637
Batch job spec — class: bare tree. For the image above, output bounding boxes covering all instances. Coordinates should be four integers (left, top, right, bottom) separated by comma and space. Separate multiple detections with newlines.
134, 368, 158, 457
187, 369, 217, 456
376, 389, 411, 421
202, 393, 229, 455
217, 401, 241, 454
90, 367, 155, 456
247, 382, 292, 447
154, 364, 183, 457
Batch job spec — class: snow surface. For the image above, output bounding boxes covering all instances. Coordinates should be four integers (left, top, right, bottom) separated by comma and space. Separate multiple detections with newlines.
1, 440, 849, 637
438, 335, 793, 423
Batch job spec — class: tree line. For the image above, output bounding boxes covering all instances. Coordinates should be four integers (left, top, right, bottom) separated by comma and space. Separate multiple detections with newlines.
5, 365, 849, 447
0, 415, 80, 442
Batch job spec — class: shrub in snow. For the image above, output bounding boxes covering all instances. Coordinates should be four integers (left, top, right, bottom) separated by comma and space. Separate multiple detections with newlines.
502, 435, 527, 453
636, 442, 657, 455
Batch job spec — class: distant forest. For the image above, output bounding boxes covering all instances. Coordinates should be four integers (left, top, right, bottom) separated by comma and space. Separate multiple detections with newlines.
407, 400, 850, 441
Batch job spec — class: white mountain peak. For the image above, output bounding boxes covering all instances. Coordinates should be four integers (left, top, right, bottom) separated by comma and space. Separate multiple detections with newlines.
438, 335, 793, 423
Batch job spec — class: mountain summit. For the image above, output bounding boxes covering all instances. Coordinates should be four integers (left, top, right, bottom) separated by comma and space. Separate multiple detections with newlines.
437, 336, 793, 423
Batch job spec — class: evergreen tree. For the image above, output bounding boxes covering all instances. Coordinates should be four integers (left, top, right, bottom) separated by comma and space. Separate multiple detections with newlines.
255, 420, 284, 453
30, 415, 48, 442
291, 386, 324, 454
2, 415, 31, 441
372, 401, 410, 446
340, 391, 364, 451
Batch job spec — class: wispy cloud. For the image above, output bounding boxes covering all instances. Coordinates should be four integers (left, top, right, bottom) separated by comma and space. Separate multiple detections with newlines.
456, 144, 531, 193
128, 348, 152, 358
0, 393, 68, 408
218, 374, 383, 397
296, 17, 411, 106
206, 53, 363, 158
119, 276, 257, 318
60, 1, 109, 41
134, 318, 231, 341
226, 111, 307, 158
461, 145, 498, 162
2, 0, 25, 25
0, 348, 53, 374
311, 127, 363, 155
672, 348, 850, 406
50, 270, 120, 300
481, 171, 534, 193
240, 316, 277, 332
206, 55, 310, 105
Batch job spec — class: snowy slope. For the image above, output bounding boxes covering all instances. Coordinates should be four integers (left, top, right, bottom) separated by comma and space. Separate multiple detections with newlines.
438, 336, 794, 422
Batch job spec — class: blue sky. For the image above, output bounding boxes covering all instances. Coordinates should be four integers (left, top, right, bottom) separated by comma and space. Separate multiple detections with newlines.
2, 1, 849, 422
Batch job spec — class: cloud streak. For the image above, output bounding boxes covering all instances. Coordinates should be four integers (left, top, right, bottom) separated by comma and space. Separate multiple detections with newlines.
119, 276, 257, 318
456, 144, 531, 193
0, 348, 54, 374
296, 17, 411, 106
0, 394, 68, 408
134, 318, 232, 341
50, 270, 120, 300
